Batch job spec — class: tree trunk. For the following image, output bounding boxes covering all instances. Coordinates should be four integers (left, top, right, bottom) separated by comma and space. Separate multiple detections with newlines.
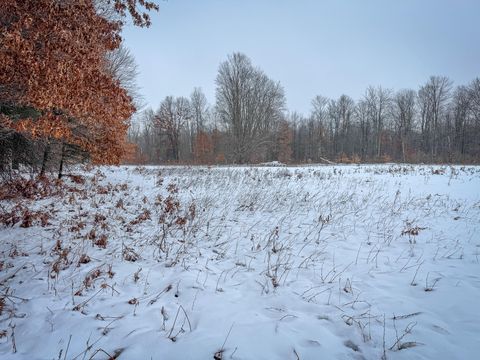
58, 143, 66, 179
40, 142, 50, 177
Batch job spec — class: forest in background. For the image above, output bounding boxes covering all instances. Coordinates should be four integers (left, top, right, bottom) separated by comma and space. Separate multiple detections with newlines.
130, 52, 480, 165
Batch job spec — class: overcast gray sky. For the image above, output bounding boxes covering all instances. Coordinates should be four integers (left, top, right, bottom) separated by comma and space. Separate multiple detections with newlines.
122, 0, 480, 115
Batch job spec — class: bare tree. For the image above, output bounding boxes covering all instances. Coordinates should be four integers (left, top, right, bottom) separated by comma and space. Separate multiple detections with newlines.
469, 78, 480, 128
289, 112, 307, 162
450, 78, 480, 159
154, 96, 192, 161
327, 99, 340, 157
355, 100, 370, 161
105, 46, 142, 107
336, 95, 355, 155
364, 86, 392, 158
190, 87, 208, 133
188, 87, 209, 158
450, 86, 471, 158
309, 95, 329, 159
393, 89, 416, 162
418, 76, 452, 159
215, 53, 285, 163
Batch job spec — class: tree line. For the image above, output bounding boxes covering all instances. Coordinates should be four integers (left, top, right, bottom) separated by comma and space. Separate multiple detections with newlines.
131, 52, 480, 164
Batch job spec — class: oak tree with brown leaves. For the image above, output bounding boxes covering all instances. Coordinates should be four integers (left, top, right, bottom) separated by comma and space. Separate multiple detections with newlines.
0, 0, 158, 170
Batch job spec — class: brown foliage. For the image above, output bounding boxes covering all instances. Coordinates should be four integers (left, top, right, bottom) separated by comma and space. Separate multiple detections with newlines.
109, 0, 159, 27
94, 234, 108, 248
194, 131, 214, 164
0, 0, 146, 164
0, 175, 62, 200
129, 209, 151, 226
277, 120, 293, 164
121, 141, 146, 164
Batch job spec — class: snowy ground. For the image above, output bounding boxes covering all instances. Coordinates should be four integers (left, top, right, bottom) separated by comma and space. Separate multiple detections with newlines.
1, 164, 479, 359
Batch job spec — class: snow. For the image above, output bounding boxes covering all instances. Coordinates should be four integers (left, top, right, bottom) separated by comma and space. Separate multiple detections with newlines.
1, 164, 479, 359
257, 161, 286, 167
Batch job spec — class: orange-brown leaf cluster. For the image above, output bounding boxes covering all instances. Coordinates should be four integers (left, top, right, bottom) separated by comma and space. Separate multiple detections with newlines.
111, 0, 160, 27
193, 131, 214, 164
0, 0, 144, 164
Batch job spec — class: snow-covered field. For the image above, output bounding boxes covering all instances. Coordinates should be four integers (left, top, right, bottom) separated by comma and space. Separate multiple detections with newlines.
1, 164, 479, 359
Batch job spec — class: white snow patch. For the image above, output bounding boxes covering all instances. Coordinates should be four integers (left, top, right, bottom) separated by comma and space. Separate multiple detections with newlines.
0, 164, 479, 359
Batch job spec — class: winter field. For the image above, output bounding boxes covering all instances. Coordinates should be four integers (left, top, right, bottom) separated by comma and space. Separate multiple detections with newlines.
0, 164, 479, 360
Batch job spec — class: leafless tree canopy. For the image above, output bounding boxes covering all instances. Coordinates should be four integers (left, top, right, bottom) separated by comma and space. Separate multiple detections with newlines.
153, 96, 192, 161
393, 89, 416, 162
190, 87, 208, 133
129, 76, 480, 165
105, 46, 142, 107
126, 52, 479, 165
215, 53, 286, 163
